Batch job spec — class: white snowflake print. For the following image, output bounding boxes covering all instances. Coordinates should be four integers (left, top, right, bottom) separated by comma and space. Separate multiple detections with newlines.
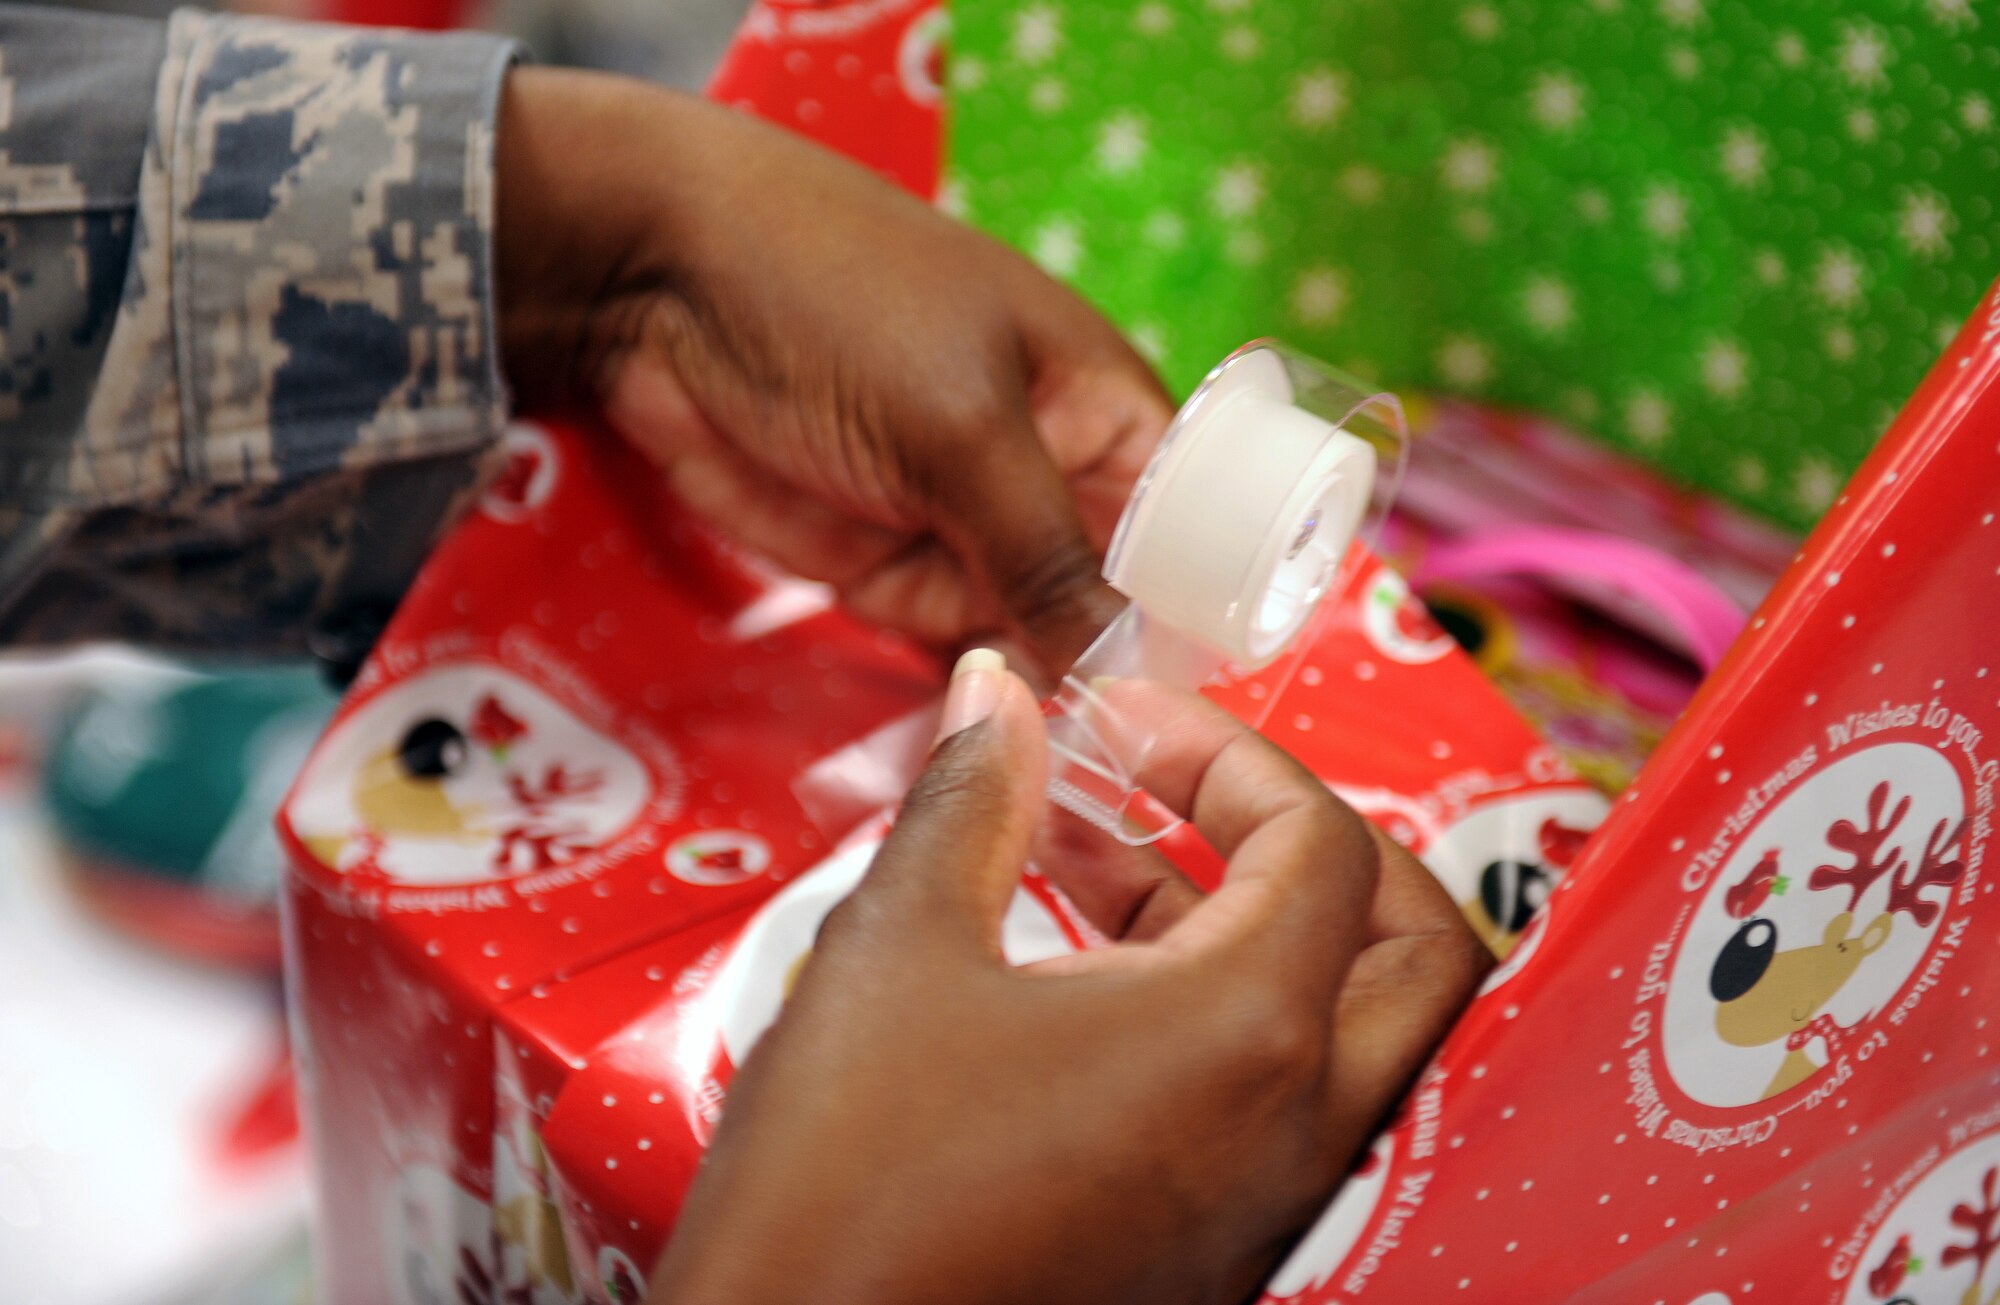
1441, 138, 1499, 194
1133, 3, 1174, 36
1437, 336, 1493, 387
1129, 322, 1169, 365
1575, 188, 1611, 223
1824, 323, 1858, 362
1813, 246, 1867, 311
1226, 229, 1267, 265
934, 175, 968, 219
1652, 257, 1685, 291
1935, 316, 1962, 349
1666, 45, 1701, 80
1754, 249, 1786, 284
1773, 30, 1807, 68
1030, 218, 1083, 278
1211, 162, 1266, 217
1896, 189, 1954, 257
950, 56, 987, 92
1460, 4, 1501, 41
1522, 275, 1576, 337
1341, 165, 1383, 203
1846, 108, 1879, 142
1699, 339, 1751, 401
1290, 266, 1348, 326
1028, 78, 1067, 113
1962, 94, 1995, 134
1457, 208, 1496, 243
1529, 71, 1586, 131
1096, 113, 1148, 175
1658, 0, 1704, 28
1835, 21, 1892, 92
1012, 6, 1062, 64
1719, 126, 1768, 188
1733, 457, 1768, 493
1142, 211, 1186, 247
1221, 25, 1261, 60
1641, 182, 1690, 241
1291, 68, 1348, 128
1793, 457, 1842, 513
1624, 391, 1673, 447
1925, 0, 1976, 29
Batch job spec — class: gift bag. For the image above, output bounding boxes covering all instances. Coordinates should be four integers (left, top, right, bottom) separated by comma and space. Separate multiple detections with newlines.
949, 0, 2000, 533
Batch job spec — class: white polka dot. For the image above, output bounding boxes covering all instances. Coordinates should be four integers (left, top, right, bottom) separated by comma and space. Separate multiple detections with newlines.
1842, 614, 1856, 628
649, 1092, 665, 1104
1355, 661, 1378, 680
1476, 1188, 1490, 1200
1599, 1193, 1611, 1204
482, 941, 501, 957
645, 967, 664, 982
603, 1094, 617, 1108
1882, 542, 1897, 557
1707, 744, 1724, 759
1805, 692, 1819, 705
562, 918, 581, 934
1824, 570, 1841, 585
1717, 770, 1733, 783
606, 1157, 619, 1170
425, 940, 443, 957
1500, 1106, 1517, 1119
1872, 663, 1884, 674
1505, 1241, 1519, 1252
638, 1138, 652, 1151
1293, 714, 1314, 732
1301, 666, 1324, 687
1471, 1064, 1487, 1079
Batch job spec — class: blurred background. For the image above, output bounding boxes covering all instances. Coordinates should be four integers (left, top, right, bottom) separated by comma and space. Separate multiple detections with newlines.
5, 0, 1994, 1301
0, 10, 757, 1305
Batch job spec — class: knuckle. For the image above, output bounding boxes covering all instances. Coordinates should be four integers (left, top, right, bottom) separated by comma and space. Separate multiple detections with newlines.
1215, 984, 1325, 1086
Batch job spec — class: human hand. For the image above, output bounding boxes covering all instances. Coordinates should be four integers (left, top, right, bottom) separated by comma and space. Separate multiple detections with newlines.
495, 69, 1174, 677
647, 656, 1488, 1305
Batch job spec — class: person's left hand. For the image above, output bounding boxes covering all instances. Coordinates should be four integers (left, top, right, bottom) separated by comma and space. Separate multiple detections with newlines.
646, 657, 1488, 1305
495, 68, 1174, 677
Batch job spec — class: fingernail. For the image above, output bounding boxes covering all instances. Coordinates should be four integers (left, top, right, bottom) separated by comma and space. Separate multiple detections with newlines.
938, 647, 1006, 743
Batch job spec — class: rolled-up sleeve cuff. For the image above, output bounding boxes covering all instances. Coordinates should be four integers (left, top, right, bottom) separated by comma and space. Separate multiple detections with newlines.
79, 9, 521, 509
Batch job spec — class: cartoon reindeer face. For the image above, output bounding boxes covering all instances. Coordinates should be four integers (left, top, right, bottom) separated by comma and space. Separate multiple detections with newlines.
1709, 909, 1893, 1048
1695, 778, 1965, 1102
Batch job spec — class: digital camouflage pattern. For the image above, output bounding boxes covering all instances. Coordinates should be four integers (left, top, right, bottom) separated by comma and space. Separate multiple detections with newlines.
0, 6, 516, 665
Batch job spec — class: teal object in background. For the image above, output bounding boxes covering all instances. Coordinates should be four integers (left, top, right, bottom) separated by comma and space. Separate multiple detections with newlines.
44, 665, 337, 901
948, 0, 2000, 529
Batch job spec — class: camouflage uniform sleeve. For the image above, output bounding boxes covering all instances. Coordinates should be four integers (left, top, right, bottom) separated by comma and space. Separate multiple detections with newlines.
0, 6, 521, 675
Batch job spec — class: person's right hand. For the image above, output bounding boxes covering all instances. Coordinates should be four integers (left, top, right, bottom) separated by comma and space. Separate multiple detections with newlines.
649, 656, 1488, 1305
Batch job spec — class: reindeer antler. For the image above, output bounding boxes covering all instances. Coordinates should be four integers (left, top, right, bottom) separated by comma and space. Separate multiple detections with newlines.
1942, 1165, 2000, 1294
1887, 816, 1967, 927
1809, 781, 1912, 913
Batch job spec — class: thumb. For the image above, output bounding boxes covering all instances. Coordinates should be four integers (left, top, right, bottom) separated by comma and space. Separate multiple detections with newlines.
832, 650, 1050, 962
927, 411, 1124, 677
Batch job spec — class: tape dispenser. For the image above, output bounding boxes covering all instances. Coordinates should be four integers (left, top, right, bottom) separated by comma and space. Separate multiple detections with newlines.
1044, 340, 1409, 846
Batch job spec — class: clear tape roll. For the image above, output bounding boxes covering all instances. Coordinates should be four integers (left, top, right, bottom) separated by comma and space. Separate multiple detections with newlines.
1046, 340, 1409, 846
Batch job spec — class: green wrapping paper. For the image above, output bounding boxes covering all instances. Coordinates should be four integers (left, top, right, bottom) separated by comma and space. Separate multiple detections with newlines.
948, 0, 2000, 529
